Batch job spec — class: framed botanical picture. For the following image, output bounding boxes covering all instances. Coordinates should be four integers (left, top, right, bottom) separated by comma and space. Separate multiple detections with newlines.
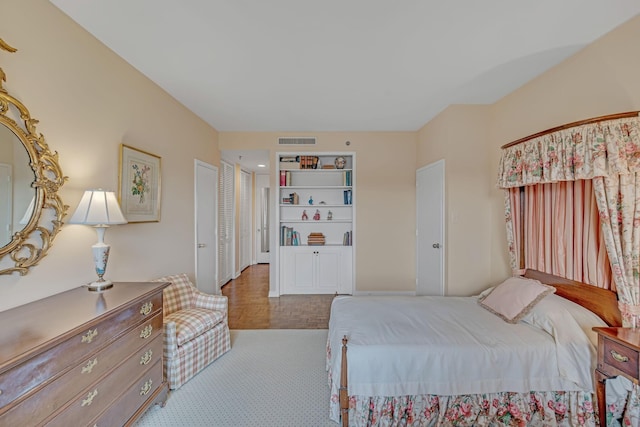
118, 144, 161, 222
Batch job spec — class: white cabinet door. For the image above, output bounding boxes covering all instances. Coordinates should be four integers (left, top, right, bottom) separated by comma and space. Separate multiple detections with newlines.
281, 246, 352, 294
290, 249, 314, 290
315, 247, 342, 292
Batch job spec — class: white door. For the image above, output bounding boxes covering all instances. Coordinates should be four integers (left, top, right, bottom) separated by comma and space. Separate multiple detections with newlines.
219, 160, 235, 287
239, 169, 252, 272
254, 174, 270, 264
416, 160, 445, 296
195, 160, 218, 294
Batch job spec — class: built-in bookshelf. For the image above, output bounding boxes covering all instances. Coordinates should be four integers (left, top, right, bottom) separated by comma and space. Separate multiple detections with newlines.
276, 152, 355, 295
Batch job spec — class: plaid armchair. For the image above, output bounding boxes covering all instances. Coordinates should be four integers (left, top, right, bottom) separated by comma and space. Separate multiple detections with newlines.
154, 273, 231, 390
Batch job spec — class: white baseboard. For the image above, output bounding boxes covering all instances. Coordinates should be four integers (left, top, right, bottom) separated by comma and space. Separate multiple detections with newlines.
352, 290, 416, 296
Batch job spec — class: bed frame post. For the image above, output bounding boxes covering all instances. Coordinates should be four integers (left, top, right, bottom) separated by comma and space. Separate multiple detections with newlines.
340, 335, 349, 427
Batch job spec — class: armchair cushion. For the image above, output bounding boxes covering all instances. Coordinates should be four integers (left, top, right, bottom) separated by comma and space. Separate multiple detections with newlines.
167, 307, 226, 346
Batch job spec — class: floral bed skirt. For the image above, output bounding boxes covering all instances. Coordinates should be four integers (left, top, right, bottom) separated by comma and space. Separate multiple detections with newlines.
331, 390, 598, 426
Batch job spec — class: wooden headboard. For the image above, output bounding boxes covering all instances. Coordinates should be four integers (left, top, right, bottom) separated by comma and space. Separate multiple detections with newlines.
524, 269, 622, 327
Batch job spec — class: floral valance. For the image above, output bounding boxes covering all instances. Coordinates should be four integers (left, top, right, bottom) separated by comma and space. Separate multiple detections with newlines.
497, 114, 640, 188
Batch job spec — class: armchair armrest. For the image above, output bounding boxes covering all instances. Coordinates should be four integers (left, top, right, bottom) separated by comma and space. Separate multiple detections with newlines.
163, 321, 178, 358
193, 290, 228, 322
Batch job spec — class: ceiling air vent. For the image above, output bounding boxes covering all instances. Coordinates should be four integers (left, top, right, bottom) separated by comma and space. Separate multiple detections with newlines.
278, 137, 317, 145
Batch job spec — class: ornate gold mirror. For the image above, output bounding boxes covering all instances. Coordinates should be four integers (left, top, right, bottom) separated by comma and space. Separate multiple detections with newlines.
0, 39, 67, 275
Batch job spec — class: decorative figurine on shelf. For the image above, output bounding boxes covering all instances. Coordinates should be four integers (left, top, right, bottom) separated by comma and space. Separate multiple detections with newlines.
301, 210, 308, 220
327, 210, 333, 220
308, 196, 314, 205
313, 209, 321, 220
335, 156, 346, 169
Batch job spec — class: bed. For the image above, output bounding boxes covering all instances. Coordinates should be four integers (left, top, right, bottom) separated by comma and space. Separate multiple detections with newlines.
326, 270, 622, 426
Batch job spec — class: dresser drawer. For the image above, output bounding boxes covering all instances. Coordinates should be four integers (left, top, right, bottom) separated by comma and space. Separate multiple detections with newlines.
0, 291, 162, 408
0, 313, 162, 426
43, 334, 163, 427
601, 336, 639, 379
91, 360, 164, 427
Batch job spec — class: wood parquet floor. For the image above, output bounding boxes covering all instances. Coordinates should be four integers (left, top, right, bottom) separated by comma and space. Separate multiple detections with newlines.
221, 264, 335, 329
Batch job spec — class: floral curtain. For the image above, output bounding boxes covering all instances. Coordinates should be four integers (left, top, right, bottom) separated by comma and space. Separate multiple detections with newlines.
498, 113, 640, 424
498, 114, 640, 319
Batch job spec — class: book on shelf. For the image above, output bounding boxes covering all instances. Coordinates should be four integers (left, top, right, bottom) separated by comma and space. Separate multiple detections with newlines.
280, 170, 292, 186
343, 189, 352, 205
281, 192, 298, 205
343, 170, 352, 186
280, 226, 300, 246
343, 230, 352, 246
290, 192, 299, 204
299, 155, 320, 170
307, 232, 325, 246
280, 155, 300, 162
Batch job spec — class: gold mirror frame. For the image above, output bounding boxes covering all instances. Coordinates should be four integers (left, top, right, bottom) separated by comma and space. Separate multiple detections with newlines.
0, 39, 68, 275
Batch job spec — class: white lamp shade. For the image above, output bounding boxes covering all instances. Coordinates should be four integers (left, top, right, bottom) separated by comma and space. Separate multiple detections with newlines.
69, 190, 127, 226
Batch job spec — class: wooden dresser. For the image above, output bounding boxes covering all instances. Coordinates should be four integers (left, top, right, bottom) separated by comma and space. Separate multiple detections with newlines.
593, 327, 640, 427
0, 282, 169, 426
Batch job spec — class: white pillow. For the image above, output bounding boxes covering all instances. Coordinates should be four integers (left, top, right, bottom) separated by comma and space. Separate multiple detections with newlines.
522, 292, 607, 348
478, 276, 555, 323
519, 292, 601, 389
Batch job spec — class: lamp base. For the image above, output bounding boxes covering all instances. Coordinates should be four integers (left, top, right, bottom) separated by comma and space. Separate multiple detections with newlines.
86, 278, 113, 292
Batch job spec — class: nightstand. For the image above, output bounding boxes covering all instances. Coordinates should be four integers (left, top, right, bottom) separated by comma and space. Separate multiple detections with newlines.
593, 327, 640, 427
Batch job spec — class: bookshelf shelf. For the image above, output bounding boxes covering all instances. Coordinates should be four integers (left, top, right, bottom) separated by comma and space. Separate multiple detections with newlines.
276, 152, 355, 296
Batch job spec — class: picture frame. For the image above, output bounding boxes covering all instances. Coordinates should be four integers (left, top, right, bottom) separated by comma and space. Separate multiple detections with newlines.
118, 144, 161, 222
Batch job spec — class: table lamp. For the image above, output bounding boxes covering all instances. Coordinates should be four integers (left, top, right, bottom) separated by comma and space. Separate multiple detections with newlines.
69, 189, 127, 291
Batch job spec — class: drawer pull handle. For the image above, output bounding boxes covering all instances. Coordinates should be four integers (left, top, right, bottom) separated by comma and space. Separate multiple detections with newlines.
140, 325, 153, 339
140, 350, 153, 365
140, 302, 153, 316
81, 329, 98, 344
82, 389, 98, 407
140, 380, 153, 396
82, 358, 98, 374
611, 350, 630, 363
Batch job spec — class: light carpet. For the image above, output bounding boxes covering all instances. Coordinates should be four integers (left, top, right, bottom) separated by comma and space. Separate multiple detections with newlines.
134, 329, 336, 427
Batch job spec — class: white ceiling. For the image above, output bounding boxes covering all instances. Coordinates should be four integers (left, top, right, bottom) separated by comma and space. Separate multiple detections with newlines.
50, 1, 640, 136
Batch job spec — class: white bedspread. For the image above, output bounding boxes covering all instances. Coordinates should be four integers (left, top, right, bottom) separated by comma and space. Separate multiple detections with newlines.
327, 295, 595, 398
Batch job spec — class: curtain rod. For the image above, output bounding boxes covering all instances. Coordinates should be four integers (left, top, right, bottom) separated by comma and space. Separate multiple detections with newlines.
501, 111, 640, 149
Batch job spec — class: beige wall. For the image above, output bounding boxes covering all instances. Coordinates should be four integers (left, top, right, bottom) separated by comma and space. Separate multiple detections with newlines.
0, 0, 219, 310
219, 132, 417, 293
417, 105, 494, 295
